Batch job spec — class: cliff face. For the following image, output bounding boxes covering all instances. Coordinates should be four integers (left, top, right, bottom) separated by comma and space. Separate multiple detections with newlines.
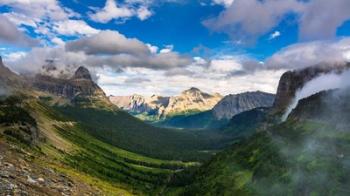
273, 63, 350, 113
212, 91, 275, 120
33, 66, 110, 106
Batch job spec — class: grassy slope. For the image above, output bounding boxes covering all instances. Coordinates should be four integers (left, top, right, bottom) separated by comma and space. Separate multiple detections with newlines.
168, 117, 350, 195
54, 106, 230, 161
0, 96, 200, 195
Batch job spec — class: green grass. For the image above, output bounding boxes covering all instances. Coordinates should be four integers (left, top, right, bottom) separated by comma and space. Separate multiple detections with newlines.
53, 106, 230, 161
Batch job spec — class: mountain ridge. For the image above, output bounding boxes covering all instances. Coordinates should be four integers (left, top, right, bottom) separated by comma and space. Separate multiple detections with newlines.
110, 87, 223, 120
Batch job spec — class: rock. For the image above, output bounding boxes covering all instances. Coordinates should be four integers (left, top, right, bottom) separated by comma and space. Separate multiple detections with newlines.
27, 176, 37, 184
38, 177, 45, 183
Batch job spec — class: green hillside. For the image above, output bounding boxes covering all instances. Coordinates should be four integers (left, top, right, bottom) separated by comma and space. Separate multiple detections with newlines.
0, 95, 200, 195
54, 106, 231, 161
166, 89, 350, 195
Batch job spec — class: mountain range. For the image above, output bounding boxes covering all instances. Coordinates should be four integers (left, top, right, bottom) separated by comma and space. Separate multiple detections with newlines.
110, 87, 223, 120
110, 86, 275, 129
157, 91, 275, 129
1, 54, 350, 195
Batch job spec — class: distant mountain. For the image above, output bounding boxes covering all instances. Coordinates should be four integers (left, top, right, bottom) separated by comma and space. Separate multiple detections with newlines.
158, 91, 275, 129
212, 91, 275, 120
164, 87, 223, 117
110, 87, 223, 120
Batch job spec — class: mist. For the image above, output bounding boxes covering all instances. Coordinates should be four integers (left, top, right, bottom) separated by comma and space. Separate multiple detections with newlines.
282, 69, 350, 121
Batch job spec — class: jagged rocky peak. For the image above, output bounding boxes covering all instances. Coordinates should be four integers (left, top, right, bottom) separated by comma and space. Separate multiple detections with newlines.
72, 66, 92, 80
273, 63, 350, 112
33, 66, 108, 103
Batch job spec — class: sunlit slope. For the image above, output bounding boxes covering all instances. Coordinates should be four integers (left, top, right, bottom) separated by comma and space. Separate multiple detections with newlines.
0, 96, 198, 195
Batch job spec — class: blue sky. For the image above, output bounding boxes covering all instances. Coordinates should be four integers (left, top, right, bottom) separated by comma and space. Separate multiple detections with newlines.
1, 0, 350, 96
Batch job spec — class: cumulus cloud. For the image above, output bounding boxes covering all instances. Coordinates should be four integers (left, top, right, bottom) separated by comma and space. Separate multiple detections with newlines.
98, 65, 284, 96
89, 0, 153, 23
6, 30, 192, 77
204, 0, 303, 43
204, 0, 350, 43
0, 0, 98, 45
52, 20, 100, 36
0, 15, 39, 47
66, 30, 150, 55
89, 0, 134, 23
266, 38, 350, 70
300, 0, 350, 41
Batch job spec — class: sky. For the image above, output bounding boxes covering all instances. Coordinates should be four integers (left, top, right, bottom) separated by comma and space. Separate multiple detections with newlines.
0, 0, 350, 96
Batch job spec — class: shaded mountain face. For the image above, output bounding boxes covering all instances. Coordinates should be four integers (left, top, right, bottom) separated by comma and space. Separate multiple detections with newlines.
32, 66, 110, 106
110, 87, 222, 119
212, 91, 275, 120
33, 66, 104, 98
289, 88, 350, 127
0, 56, 25, 92
273, 63, 350, 113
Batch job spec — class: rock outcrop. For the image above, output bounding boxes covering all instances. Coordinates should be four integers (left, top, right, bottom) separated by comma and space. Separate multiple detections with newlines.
212, 91, 275, 120
273, 63, 350, 112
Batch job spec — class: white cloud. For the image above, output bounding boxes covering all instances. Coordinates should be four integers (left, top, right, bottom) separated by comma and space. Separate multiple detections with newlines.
89, 0, 134, 23
212, 0, 235, 7
3, 51, 27, 62
65, 30, 151, 55
7, 30, 192, 75
204, 0, 350, 43
269, 31, 281, 40
159, 45, 174, 54
0, 15, 39, 47
146, 43, 159, 54
0, 0, 97, 46
137, 6, 152, 21
209, 56, 243, 73
204, 0, 303, 43
97, 65, 284, 96
266, 38, 350, 70
52, 20, 100, 36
